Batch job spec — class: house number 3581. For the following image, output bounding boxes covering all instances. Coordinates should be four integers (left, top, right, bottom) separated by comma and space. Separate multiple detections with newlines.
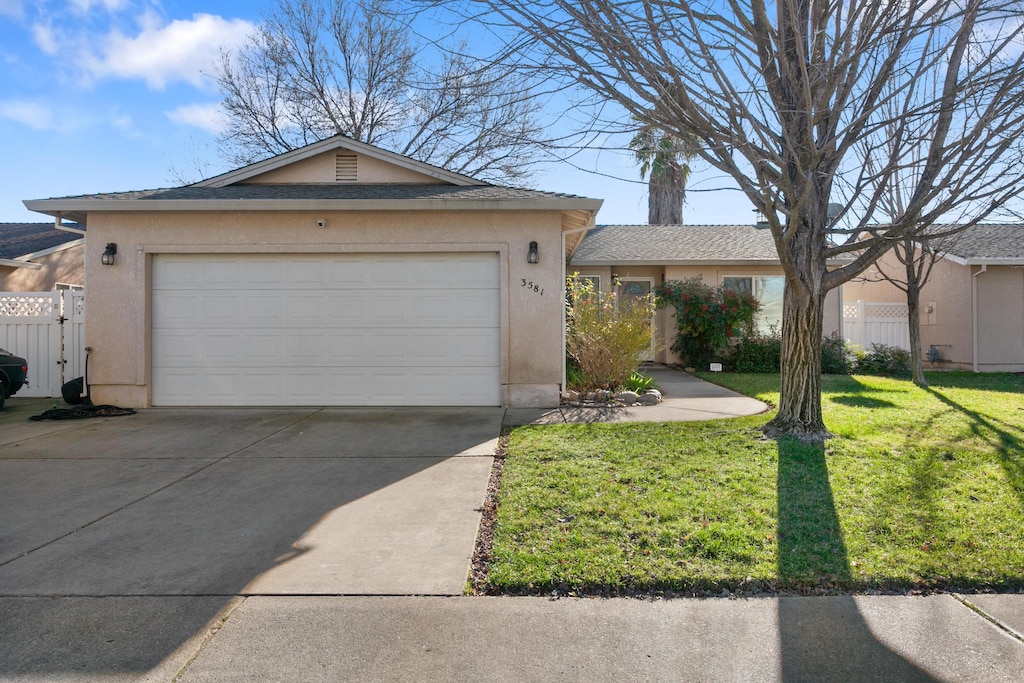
521, 279, 544, 295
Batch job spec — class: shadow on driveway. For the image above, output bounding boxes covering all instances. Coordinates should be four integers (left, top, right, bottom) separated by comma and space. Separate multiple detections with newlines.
0, 407, 499, 678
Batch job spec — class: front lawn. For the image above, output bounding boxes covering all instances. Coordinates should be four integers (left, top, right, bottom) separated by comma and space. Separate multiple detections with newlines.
482, 372, 1024, 595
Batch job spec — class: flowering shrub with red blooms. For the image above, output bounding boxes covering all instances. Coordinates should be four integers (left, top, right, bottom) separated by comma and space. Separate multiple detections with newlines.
655, 277, 759, 369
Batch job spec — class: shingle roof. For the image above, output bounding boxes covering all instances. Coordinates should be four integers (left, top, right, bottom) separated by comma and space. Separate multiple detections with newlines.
34, 183, 590, 203
0, 222, 84, 261
938, 224, 1024, 261
570, 224, 779, 265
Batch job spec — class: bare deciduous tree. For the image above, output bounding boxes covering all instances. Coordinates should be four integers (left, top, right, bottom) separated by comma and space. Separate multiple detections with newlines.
857, 233, 957, 387
215, 0, 547, 183
461, 0, 1024, 439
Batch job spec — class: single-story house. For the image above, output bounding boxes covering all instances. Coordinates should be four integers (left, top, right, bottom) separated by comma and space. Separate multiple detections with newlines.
842, 224, 1024, 372
567, 223, 843, 366
0, 222, 84, 291
24, 135, 601, 408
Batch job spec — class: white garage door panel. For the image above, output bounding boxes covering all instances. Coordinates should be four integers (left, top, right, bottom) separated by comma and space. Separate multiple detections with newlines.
152, 253, 500, 406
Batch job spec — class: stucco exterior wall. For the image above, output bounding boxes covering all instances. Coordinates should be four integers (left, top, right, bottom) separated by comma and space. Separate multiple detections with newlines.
0, 245, 83, 291
976, 266, 1024, 371
83, 209, 565, 408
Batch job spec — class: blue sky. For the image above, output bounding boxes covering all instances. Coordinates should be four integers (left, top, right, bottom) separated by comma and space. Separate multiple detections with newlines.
0, 0, 752, 225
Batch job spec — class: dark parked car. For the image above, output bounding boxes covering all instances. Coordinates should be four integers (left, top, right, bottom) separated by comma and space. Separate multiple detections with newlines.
0, 347, 28, 409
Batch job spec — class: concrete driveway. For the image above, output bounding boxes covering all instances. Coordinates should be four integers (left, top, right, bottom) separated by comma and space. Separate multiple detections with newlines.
0, 400, 499, 679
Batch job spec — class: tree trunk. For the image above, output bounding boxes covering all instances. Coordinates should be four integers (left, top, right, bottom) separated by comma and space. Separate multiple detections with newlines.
764, 277, 831, 441
647, 162, 685, 224
905, 277, 928, 387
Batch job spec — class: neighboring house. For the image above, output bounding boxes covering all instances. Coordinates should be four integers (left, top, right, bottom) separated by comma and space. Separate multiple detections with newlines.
0, 222, 84, 291
842, 224, 1024, 372
23, 135, 601, 409
568, 223, 843, 366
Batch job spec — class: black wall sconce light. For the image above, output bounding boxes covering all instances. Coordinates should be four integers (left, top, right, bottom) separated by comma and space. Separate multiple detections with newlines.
101, 243, 117, 266
527, 241, 539, 264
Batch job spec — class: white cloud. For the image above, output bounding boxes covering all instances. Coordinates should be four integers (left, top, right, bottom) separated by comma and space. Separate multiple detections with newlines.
111, 113, 133, 130
32, 23, 58, 55
0, 0, 23, 19
70, 0, 129, 12
0, 99, 62, 131
85, 13, 255, 90
166, 102, 228, 135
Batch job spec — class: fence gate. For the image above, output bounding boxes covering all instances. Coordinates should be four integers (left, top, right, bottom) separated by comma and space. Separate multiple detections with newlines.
0, 291, 86, 398
843, 300, 910, 351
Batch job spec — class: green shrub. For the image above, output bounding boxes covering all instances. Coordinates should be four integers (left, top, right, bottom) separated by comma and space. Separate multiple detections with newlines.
726, 329, 855, 375
566, 274, 655, 391
727, 329, 782, 373
623, 370, 659, 393
856, 343, 913, 378
656, 277, 759, 370
566, 358, 585, 390
821, 332, 855, 375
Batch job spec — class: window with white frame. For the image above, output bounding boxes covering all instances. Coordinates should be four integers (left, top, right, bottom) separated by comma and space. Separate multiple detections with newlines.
723, 276, 785, 334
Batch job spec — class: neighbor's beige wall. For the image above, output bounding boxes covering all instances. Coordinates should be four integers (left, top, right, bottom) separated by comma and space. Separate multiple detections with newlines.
843, 250, 977, 369
0, 246, 83, 291
242, 150, 445, 185
976, 266, 1024, 371
83, 209, 565, 408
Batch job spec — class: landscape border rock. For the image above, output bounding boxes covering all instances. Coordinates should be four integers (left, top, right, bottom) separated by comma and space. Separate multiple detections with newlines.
560, 388, 664, 408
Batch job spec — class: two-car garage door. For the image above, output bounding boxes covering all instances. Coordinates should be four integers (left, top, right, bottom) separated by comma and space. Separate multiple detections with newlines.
151, 253, 501, 406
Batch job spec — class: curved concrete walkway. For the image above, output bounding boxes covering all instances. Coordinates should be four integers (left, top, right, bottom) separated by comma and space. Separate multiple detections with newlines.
504, 364, 769, 426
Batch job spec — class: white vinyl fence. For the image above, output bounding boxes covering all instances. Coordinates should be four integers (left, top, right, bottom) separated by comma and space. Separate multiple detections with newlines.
0, 290, 85, 397
843, 300, 910, 351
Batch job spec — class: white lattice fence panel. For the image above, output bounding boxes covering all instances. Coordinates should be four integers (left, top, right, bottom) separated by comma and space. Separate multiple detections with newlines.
843, 300, 910, 351
0, 291, 63, 396
0, 294, 58, 318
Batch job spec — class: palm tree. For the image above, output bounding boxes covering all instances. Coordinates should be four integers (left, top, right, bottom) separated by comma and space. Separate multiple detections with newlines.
629, 124, 698, 225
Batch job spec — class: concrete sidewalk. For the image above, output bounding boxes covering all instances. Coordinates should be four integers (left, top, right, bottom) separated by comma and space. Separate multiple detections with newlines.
174, 594, 1024, 682
505, 364, 769, 425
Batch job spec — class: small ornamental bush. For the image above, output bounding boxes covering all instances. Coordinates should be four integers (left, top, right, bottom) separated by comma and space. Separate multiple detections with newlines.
623, 370, 659, 393
821, 332, 855, 375
728, 328, 782, 373
856, 343, 913, 378
656, 277, 759, 369
566, 274, 655, 391
727, 329, 854, 375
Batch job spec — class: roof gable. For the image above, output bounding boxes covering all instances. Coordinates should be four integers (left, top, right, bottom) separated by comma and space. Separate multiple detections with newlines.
196, 136, 484, 188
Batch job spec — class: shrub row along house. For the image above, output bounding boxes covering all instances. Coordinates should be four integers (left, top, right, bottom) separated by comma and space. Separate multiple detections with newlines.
15, 137, 1024, 407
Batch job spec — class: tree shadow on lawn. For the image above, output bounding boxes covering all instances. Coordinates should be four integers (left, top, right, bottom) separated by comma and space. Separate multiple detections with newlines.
923, 387, 1024, 506
776, 438, 936, 681
828, 395, 898, 409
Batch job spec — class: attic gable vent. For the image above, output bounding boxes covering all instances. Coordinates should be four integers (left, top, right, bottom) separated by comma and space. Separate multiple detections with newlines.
335, 153, 358, 182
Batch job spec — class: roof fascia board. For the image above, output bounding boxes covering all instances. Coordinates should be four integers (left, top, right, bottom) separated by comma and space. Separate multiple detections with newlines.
569, 259, 783, 267
195, 136, 485, 188
14, 238, 85, 261
0, 258, 44, 270
23, 197, 604, 213
963, 257, 1024, 265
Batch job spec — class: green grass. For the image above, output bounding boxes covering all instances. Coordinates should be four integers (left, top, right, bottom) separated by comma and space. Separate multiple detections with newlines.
486, 372, 1024, 595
